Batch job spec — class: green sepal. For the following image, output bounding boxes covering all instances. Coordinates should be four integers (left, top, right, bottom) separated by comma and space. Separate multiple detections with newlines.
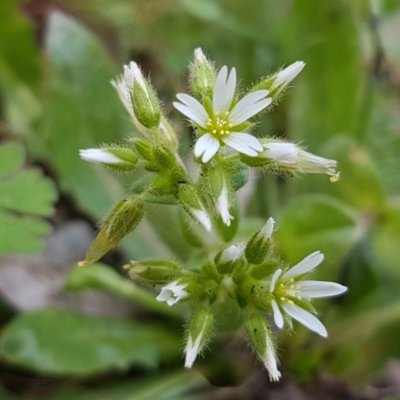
179, 210, 204, 247
124, 259, 182, 285
131, 80, 161, 129
132, 138, 154, 161
249, 259, 279, 280
80, 195, 145, 266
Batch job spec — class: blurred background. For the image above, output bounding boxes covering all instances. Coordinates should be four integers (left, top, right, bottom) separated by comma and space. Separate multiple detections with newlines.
1, 0, 400, 399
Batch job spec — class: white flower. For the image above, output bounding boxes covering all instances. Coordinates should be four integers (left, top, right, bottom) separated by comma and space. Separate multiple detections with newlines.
156, 281, 188, 306
79, 149, 122, 164
270, 61, 305, 93
260, 142, 338, 177
269, 251, 347, 337
216, 184, 234, 226
173, 66, 272, 162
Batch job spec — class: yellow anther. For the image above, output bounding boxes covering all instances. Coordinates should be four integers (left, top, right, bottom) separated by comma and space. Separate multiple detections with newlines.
288, 300, 294, 305
220, 130, 225, 135
280, 297, 285, 301
212, 130, 217, 134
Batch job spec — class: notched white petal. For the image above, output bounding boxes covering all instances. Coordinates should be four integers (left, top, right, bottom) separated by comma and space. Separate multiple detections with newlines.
271, 300, 284, 329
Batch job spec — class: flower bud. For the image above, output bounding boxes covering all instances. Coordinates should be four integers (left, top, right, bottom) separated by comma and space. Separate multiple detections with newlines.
241, 141, 339, 180
215, 244, 245, 274
178, 184, 212, 231
156, 280, 189, 306
245, 313, 281, 382
249, 259, 279, 280
112, 62, 161, 129
251, 61, 305, 100
132, 138, 154, 161
245, 217, 275, 264
184, 306, 214, 368
189, 48, 217, 100
79, 147, 138, 171
158, 118, 178, 149
79, 195, 145, 266
203, 166, 234, 227
124, 259, 181, 285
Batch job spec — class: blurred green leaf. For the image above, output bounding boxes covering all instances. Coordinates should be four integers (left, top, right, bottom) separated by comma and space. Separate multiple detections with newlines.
41, 11, 128, 219
275, 195, 359, 275
0, 142, 57, 256
282, 0, 364, 146
0, 0, 42, 133
0, 308, 180, 376
179, 0, 222, 21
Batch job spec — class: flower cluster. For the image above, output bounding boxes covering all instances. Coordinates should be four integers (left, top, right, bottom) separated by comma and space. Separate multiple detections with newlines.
126, 217, 347, 381
78, 49, 345, 380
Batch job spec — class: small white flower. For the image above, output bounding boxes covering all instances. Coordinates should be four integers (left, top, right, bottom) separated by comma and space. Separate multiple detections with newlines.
79, 149, 122, 164
270, 251, 347, 337
260, 142, 338, 177
174, 66, 272, 162
270, 61, 305, 93
156, 281, 188, 306
216, 184, 234, 226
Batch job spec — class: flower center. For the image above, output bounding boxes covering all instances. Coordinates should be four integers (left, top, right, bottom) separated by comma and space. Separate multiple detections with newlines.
206, 111, 233, 137
273, 279, 301, 303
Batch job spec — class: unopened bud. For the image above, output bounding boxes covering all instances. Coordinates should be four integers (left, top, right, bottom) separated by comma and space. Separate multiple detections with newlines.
215, 244, 245, 274
79, 195, 145, 266
132, 138, 154, 161
79, 147, 138, 171
112, 62, 161, 129
189, 48, 217, 100
156, 280, 189, 306
245, 217, 275, 264
251, 61, 305, 100
178, 184, 212, 231
249, 259, 279, 280
245, 313, 281, 382
124, 259, 181, 285
184, 306, 214, 368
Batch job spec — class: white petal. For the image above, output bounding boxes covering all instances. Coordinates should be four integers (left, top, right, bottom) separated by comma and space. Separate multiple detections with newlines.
230, 91, 272, 125
270, 269, 282, 292
271, 300, 284, 329
258, 217, 275, 241
282, 303, 327, 337
213, 67, 236, 113
173, 102, 207, 127
79, 149, 121, 164
194, 48, 207, 62
223, 132, 263, 156
217, 185, 234, 226
194, 133, 212, 158
282, 251, 324, 280
271, 61, 305, 91
111, 79, 134, 117
176, 94, 209, 123
184, 335, 202, 368
192, 209, 212, 231
298, 281, 348, 298
219, 244, 245, 264
201, 136, 220, 163
264, 336, 282, 382
260, 142, 298, 163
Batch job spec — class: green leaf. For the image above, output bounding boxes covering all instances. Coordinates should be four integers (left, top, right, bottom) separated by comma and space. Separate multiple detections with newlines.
41, 11, 128, 219
274, 195, 359, 276
0, 142, 57, 256
0, 308, 180, 376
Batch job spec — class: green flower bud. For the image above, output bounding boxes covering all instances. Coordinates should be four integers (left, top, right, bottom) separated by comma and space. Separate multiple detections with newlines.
132, 138, 154, 161
251, 61, 305, 101
158, 118, 178, 149
244, 313, 281, 382
79, 195, 145, 266
215, 244, 245, 274
113, 62, 161, 129
178, 184, 212, 232
184, 306, 214, 368
153, 145, 176, 169
249, 259, 279, 280
245, 218, 275, 264
124, 259, 181, 285
79, 147, 138, 172
189, 48, 217, 100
